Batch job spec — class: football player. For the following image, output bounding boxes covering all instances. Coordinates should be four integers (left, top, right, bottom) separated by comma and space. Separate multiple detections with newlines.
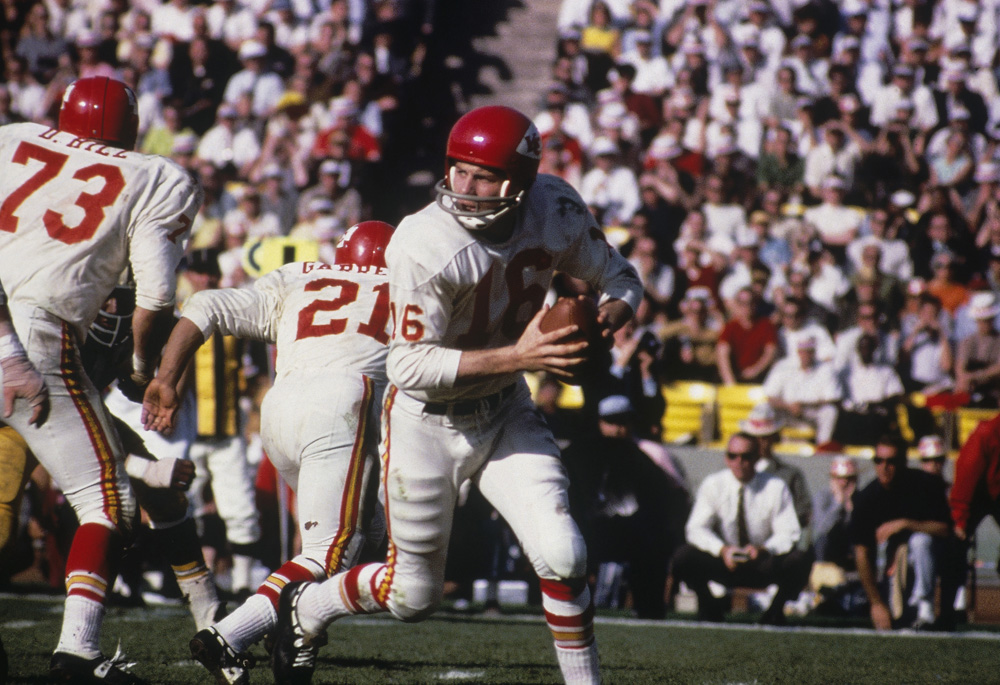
142, 221, 394, 685
0, 76, 202, 683
270, 106, 642, 685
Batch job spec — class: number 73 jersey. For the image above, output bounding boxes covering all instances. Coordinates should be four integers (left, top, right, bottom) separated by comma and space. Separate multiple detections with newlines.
0, 122, 202, 340
181, 261, 390, 383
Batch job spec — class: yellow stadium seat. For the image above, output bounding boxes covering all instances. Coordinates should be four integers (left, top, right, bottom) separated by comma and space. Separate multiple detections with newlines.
957, 408, 1000, 447
661, 382, 716, 444
525, 373, 586, 410
715, 384, 768, 443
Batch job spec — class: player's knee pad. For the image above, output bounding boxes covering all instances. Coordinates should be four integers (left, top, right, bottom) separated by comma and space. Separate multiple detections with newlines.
531, 517, 587, 581
385, 576, 442, 623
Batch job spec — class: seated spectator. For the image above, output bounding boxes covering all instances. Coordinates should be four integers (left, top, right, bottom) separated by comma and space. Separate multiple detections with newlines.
661, 287, 721, 383
833, 301, 900, 374
195, 102, 261, 173
222, 185, 282, 243
627, 235, 674, 311
756, 125, 804, 196
813, 456, 858, 571
775, 296, 835, 361
747, 211, 792, 272
850, 435, 961, 631
954, 292, 1000, 407
802, 175, 865, 257
296, 158, 362, 230
741, 403, 812, 529
671, 432, 812, 625
847, 207, 914, 282
716, 287, 778, 385
916, 435, 949, 484
803, 122, 863, 201
763, 336, 841, 447
833, 333, 905, 447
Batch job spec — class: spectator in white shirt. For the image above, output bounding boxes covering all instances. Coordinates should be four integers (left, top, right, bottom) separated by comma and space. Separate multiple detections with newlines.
834, 333, 905, 446
580, 136, 641, 226
803, 175, 865, 252
847, 208, 914, 282
222, 39, 285, 119
195, 102, 262, 172
670, 432, 811, 624
869, 64, 938, 132
763, 335, 842, 445
803, 124, 863, 200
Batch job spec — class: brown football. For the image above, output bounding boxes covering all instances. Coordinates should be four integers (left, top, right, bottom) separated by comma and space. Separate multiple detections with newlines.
538, 297, 604, 385
539, 296, 600, 340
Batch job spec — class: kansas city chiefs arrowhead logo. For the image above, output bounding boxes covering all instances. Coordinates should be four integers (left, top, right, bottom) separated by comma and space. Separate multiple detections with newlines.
518, 124, 542, 159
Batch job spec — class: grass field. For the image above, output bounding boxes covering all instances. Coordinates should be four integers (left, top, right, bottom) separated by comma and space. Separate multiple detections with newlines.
4, 595, 1000, 684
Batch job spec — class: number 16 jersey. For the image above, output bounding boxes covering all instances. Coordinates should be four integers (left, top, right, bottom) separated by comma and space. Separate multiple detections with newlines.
0, 122, 202, 340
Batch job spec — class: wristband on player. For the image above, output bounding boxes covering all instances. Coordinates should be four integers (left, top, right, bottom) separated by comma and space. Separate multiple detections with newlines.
132, 353, 151, 381
0, 326, 27, 362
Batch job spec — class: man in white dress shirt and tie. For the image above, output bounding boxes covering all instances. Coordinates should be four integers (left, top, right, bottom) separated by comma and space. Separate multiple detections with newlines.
671, 432, 813, 625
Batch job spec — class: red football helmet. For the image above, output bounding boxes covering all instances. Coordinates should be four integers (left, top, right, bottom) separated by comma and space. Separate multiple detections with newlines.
335, 221, 395, 268
58, 76, 139, 150
436, 105, 541, 230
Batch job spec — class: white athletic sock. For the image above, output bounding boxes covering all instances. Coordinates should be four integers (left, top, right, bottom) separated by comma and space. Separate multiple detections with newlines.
56, 595, 104, 658
174, 566, 222, 631
554, 642, 601, 685
215, 594, 277, 653
298, 564, 385, 636
231, 554, 255, 592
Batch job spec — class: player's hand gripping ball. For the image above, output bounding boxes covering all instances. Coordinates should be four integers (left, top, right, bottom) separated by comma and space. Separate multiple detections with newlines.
539, 296, 604, 385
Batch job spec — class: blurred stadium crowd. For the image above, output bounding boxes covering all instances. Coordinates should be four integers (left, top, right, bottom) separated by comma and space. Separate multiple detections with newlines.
4, 0, 1000, 628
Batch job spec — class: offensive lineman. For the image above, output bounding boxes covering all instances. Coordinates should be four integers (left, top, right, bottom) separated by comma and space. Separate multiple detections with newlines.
271, 106, 642, 684
0, 76, 201, 683
142, 221, 395, 684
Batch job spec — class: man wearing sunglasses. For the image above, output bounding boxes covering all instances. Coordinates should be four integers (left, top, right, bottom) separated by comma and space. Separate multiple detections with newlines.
850, 435, 959, 631
671, 432, 811, 625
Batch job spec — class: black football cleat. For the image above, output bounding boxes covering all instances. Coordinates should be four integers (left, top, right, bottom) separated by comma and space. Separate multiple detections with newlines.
189, 627, 254, 685
49, 646, 146, 684
271, 581, 327, 685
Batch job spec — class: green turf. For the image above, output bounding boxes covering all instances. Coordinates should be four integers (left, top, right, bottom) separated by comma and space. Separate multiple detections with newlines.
3, 596, 1000, 684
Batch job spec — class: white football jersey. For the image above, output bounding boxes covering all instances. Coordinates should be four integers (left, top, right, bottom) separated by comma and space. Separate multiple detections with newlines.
181, 261, 390, 382
386, 173, 643, 403
0, 122, 202, 341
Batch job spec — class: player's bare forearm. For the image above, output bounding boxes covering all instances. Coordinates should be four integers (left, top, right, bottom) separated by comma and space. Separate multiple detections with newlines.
141, 317, 205, 432
132, 306, 176, 373
155, 317, 206, 389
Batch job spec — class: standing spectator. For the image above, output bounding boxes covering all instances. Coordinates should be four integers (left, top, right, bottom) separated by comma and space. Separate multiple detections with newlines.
222, 39, 285, 120
580, 136, 641, 227
741, 403, 813, 529
850, 436, 959, 631
671, 432, 811, 625
813, 456, 858, 571
14, 3, 68, 82
762, 336, 842, 447
954, 292, 1000, 407
564, 395, 688, 619
716, 286, 778, 385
